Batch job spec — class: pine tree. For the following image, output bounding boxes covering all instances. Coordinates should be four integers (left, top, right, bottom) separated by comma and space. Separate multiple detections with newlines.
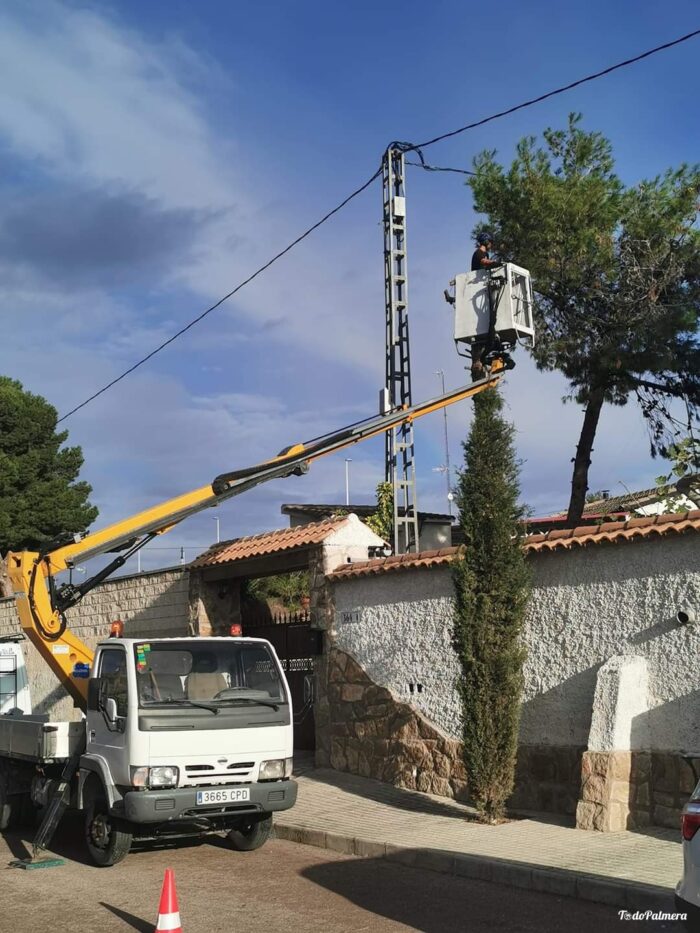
469, 114, 700, 524
0, 377, 98, 596
452, 386, 530, 821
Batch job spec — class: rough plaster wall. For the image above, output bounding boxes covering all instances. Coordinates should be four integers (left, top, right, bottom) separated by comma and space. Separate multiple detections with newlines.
333, 566, 462, 738
586, 656, 650, 752
0, 568, 190, 720
523, 535, 700, 751
330, 534, 700, 753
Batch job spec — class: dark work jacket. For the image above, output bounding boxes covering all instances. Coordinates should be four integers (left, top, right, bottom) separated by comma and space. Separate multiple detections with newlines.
471, 248, 490, 271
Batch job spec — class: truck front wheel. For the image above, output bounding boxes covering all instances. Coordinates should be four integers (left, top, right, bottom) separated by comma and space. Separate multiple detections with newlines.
85, 793, 132, 867
226, 813, 272, 851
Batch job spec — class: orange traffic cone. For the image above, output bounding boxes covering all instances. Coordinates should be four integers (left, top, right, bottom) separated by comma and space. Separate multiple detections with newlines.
155, 868, 182, 932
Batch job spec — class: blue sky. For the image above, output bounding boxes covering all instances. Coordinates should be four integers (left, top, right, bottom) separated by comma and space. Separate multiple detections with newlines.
1, 1, 698, 572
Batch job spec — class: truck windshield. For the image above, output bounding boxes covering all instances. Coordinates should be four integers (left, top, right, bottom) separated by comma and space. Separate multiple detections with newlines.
134, 641, 286, 708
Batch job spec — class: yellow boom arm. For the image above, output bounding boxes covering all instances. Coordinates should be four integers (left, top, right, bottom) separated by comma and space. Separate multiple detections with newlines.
7, 362, 505, 708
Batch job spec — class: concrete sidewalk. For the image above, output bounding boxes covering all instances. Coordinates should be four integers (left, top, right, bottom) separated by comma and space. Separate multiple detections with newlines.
276, 763, 682, 912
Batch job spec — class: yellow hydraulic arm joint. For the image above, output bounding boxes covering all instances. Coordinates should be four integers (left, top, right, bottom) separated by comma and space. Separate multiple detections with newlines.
7, 551, 94, 707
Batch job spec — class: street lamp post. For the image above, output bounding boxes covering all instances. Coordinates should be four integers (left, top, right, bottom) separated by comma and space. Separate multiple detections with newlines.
212, 515, 220, 543
436, 370, 453, 517
345, 459, 352, 507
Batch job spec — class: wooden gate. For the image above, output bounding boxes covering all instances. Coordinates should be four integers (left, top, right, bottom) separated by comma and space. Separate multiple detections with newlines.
242, 611, 322, 750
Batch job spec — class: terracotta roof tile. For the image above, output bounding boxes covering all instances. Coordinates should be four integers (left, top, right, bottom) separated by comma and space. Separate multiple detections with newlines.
329, 510, 700, 577
190, 515, 350, 568
330, 546, 461, 579
526, 509, 700, 553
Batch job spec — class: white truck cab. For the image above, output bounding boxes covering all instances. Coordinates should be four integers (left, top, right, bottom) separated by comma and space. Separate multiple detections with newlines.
0, 635, 297, 866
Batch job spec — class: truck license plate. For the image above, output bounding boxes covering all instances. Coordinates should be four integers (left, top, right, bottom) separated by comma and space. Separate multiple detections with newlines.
196, 787, 250, 806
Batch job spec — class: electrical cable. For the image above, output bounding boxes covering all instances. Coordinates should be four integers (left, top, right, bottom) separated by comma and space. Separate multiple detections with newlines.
57, 28, 700, 422
405, 28, 700, 152
57, 165, 382, 422
406, 160, 475, 176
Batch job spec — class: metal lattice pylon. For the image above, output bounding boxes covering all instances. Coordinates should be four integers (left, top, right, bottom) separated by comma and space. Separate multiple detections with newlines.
382, 147, 419, 554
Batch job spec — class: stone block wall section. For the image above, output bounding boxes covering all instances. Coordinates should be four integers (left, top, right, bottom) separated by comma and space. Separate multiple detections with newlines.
509, 745, 586, 816
576, 751, 700, 831
0, 567, 190, 719
318, 646, 469, 799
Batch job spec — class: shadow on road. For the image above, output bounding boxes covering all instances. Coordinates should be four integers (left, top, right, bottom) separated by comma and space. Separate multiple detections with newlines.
3, 831, 31, 862
100, 902, 152, 933
301, 850, 672, 933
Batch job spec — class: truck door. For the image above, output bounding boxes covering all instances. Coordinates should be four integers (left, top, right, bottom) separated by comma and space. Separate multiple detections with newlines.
86, 646, 129, 785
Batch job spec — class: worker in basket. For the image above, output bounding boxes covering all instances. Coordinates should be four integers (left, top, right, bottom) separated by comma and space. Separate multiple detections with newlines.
470, 231, 502, 379
471, 231, 500, 272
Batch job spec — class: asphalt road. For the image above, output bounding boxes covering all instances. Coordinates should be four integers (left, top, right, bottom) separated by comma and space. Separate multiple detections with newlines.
0, 819, 681, 932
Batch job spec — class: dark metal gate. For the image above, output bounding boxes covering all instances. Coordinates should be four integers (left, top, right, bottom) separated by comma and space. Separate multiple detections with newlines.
242, 613, 322, 750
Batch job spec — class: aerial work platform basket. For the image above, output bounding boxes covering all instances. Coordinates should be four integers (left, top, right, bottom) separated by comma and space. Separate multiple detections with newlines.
450, 263, 535, 352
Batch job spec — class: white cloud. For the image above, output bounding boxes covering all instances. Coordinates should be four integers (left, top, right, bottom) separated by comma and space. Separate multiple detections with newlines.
0, 3, 235, 209
0, 0, 685, 577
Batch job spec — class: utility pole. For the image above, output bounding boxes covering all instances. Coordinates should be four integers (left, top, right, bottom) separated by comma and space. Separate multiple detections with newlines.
436, 370, 453, 517
344, 459, 352, 506
382, 146, 419, 554
212, 515, 220, 544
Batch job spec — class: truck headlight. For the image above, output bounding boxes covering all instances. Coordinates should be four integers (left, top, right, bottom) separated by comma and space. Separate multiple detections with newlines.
259, 758, 293, 781
130, 766, 179, 789
148, 766, 179, 789
130, 766, 149, 788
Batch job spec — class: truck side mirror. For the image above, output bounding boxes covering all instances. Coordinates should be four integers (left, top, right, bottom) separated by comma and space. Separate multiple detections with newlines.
87, 679, 100, 711
104, 697, 118, 725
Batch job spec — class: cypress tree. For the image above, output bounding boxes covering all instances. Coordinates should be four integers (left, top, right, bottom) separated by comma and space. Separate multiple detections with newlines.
452, 386, 530, 821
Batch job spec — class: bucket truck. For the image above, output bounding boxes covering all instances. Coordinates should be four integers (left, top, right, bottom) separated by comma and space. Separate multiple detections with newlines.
0, 361, 511, 866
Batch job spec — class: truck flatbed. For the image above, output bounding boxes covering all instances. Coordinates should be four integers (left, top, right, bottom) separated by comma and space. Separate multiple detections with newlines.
0, 715, 84, 763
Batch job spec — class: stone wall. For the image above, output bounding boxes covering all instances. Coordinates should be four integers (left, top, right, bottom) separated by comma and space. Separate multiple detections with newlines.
576, 750, 700, 831
509, 745, 585, 816
325, 531, 700, 827
322, 646, 468, 799
0, 567, 190, 719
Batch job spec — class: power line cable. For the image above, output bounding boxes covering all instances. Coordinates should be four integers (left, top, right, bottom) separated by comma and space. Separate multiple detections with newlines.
406, 160, 475, 175
58, 27, 700, 423
406, 28, 700, 151
57, 166, 382, 422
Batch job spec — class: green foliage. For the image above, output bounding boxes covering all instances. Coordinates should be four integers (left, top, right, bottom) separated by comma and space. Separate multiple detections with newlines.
469, 114, 700, 519
452, 387, 530, 822
364, 481, 393, 542
653, 436, 700, 512
0, 377, 98, 554
243, 571, 309, 610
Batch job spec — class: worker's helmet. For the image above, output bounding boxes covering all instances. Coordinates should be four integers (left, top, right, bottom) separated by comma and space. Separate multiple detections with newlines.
476, 232, 494, 246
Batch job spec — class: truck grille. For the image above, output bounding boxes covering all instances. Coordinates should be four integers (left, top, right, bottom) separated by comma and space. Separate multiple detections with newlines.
183, 761, 256, 785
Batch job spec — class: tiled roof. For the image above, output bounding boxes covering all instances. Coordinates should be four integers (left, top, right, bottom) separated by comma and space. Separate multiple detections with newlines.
190, 515, 350, 568
525, 509, 700, 552
329, 511, 700, 578
330, 547, 460, 579
580, 488, 659, 516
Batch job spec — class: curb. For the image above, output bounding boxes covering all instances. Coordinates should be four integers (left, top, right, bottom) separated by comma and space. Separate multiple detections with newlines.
274, 823, 675, 912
